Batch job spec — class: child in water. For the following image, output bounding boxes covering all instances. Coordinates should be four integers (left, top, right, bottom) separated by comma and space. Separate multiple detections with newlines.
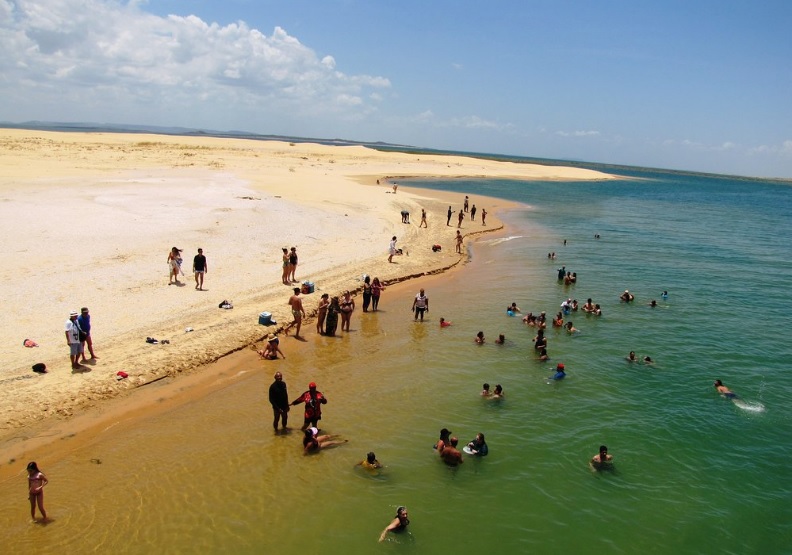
27, 461, 48, 522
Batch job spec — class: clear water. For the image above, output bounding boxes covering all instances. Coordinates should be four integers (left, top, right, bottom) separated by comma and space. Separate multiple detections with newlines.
1, 168, 791, 553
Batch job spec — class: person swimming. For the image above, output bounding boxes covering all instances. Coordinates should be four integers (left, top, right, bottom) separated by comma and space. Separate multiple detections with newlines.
714, 379, 737, 399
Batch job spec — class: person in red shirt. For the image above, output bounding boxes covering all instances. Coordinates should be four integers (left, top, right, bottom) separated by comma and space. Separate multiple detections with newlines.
291, 382, 327, 430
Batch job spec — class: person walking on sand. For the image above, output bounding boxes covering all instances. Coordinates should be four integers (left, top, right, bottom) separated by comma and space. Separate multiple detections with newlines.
457, 209, 464, 228
447, 206, 454, 226
455, 230, 463, 253
288, 247, 298, 283
286, 288, 306, 338
412, 288, 429, 321
371, 277, 385, 311
388, 236, 398, 263
65, 310, 82, 370
193, 248, 208, 290
419, 208, 428, 228
470, 204, 477, 221
77, 307, 97, 361
26, 461, 48, 522
464, 195, 469, 213
167, 247, 183, 284
316, 293, 330, 334
481, 208, 487, 225
281, 247, 290, 285
268, 371, 290, 432
379, 506, 410, 542
291, 382, 327, 429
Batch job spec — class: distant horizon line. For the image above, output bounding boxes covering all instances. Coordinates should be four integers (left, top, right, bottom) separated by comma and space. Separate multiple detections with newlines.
2, 120, 790, 184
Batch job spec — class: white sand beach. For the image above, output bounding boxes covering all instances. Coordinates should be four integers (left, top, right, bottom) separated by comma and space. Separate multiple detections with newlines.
0, 128, 611, 451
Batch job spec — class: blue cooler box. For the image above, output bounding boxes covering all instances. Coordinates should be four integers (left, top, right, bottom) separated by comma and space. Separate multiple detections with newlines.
301, 281, 315, 294
258, 312, 275, 325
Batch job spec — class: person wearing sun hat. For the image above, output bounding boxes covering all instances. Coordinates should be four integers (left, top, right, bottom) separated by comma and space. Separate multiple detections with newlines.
551, 363, 566, 380
291, 382, 327, 430
64, 310, 82, 370
258, 333, 285, 360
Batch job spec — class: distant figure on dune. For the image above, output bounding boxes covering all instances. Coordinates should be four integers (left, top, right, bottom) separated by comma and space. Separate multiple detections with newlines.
419, 208, 428, 228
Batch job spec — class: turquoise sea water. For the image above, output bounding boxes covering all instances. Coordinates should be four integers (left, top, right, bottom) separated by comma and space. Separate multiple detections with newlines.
1, 167, 791, 553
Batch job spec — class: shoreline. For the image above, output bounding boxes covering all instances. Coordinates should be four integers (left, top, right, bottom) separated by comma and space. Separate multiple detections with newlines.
0, 129, 612, 471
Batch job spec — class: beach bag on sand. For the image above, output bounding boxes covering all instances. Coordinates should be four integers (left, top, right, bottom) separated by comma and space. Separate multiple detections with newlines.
32, 363, 47, 373
218, 300, 233, 309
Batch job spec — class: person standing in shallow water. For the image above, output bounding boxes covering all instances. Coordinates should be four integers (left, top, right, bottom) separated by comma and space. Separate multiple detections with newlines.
362, 276, 373, 312
412, 288, 429, 321
325, 297, 340, 336
268, 372, 289, 432
316, 293, 330, 335
371, 277, 384, 311
26, 461, 48, 522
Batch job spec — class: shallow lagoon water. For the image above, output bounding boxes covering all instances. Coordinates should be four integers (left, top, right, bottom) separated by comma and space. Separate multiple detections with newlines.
1, 168, 791, 553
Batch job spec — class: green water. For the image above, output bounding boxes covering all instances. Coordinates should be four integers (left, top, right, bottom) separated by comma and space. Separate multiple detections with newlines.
1, 169, 791, 553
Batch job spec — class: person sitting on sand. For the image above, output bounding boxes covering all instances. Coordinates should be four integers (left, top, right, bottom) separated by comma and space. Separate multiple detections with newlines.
590, 445, 613, 470
495, 334, 506, 344
714, 380, 737, 399
440, 317, 452, 327
620, 290, 635, 302
475, 331, 485, 344
466, 433, 488, 456
481, 383, 492, 396
357, 451, 383, 470
379, 506, 410, 542
303, 427, 346, 454
258, 334, 285, 360
441, 437, 464, 466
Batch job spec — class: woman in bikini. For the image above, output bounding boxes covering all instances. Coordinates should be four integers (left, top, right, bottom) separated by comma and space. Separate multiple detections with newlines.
371, 277, 384, 311
27, 461, 48, 522
340, 291, 355, 332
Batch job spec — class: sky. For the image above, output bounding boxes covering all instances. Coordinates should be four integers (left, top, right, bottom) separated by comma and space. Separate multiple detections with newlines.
2, 0, 791, 178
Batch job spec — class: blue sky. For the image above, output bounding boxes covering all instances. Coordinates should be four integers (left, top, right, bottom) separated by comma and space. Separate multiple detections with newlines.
2, 1, 791, 177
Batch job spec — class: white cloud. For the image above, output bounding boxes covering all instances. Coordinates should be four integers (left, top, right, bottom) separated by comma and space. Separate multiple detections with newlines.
555, 130, 600, 138
748, 140, 792, 156
0, 0, 390, 126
